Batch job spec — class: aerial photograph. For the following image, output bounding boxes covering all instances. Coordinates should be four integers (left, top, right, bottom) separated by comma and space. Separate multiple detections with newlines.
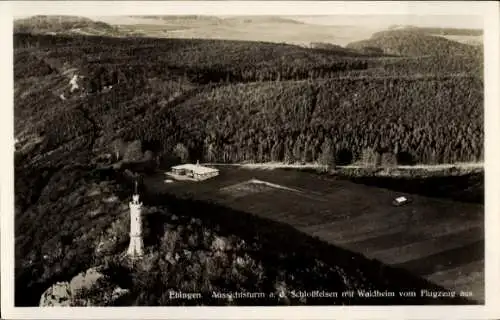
13, 13, 484, 307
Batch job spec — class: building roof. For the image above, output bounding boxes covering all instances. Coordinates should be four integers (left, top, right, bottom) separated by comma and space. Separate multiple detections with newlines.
171, 163, 219, 175
394, 196, 408, 203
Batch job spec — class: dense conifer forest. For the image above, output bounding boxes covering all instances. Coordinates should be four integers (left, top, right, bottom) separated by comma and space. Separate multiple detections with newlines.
14, 31, 483, 168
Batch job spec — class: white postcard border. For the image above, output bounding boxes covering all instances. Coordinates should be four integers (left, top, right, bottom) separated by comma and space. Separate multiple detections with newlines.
1, 1, 499, 319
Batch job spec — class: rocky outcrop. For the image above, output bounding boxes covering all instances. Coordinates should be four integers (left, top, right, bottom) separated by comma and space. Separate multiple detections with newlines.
39, 281, 72, 306
39, 266, 129, 306
69, 267, 104, 296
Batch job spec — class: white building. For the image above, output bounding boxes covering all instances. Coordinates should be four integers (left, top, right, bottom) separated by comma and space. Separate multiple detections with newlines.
69, 74, 79, 93
393, 196, 410, 206
171, 162, 219, 181
127, 181, 144, 259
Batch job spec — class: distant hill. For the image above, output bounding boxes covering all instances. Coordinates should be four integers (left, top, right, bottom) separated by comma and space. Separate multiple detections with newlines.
97, 15, 374, 47
133, 15, 304, 25
130, 15, 304, 24
132, 15, 224, 25
346, 28, 482, 57
388, 25, 483, 36
13, 15, 136, 37
222, 16, 305, 25
385, 25, 483, 46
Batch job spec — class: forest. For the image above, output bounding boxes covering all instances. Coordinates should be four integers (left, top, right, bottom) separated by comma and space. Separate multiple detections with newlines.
14, 29, 484, 306
14, 31, 483, 168
128, 76, 483, 166
19, 73, 483, 168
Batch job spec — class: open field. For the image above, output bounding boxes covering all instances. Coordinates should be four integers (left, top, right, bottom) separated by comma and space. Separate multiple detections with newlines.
203, 161, 483, 173
143, 166, 484, 302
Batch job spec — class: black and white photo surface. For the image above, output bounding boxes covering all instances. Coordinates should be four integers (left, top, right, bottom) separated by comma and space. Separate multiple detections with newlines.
2, 1, 500, 319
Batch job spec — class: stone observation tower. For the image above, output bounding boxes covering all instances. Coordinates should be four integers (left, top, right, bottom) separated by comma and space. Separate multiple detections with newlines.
127, 180, 144, 259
